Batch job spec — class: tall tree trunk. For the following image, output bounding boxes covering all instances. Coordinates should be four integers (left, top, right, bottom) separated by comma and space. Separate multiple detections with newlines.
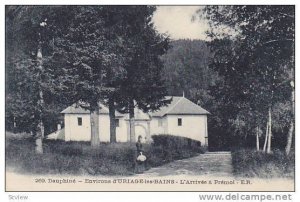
109, 96, 116, 143
90, 102, 100, 147
35, 45, 44, 154
129, 99, 135, 143
286, 82, 295, 155
267, 107, 272, 154
285, 121, 294, 155
256, 126, 260, 151
263, 121, 269, 152
35, 120, 44, 154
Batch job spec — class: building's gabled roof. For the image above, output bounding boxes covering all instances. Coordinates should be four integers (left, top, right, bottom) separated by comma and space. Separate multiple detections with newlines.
151, 96, 210, 117
61, 103, 124, 117
61, 104, 89, 114
61, 96, 210, 117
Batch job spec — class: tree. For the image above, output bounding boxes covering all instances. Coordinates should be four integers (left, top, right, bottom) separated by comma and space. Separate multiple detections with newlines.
160, 39, 218, 105
200, 6, 295, 152
286, 80, 294, 154
6, 6, 171, 148
111, 6, 171, 142
53, 6, 128, 146
5, 6, 73, 153
54, 6, 169, 145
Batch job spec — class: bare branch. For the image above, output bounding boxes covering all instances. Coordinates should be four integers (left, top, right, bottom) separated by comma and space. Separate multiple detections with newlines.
262, 39, 294, 45
278, 12, 295, 19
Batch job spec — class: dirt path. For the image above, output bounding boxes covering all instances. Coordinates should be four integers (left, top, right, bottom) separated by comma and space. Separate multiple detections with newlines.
139, 152, 233, 177
6, 152, 295, 191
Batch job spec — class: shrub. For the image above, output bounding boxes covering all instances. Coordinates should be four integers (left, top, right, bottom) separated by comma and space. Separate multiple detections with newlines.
231, 149, 294, 178
146, 134, 204, 167
6, 132, 205, 176
151, 134, 203, 152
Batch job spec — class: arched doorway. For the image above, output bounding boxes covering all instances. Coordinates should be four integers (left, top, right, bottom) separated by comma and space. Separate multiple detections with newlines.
135, 124, 147, 142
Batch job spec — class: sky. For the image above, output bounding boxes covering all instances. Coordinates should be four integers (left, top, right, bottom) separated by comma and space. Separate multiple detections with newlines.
152, 6, 209, 40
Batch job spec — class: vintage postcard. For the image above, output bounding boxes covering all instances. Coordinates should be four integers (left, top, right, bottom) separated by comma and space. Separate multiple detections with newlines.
5, 5, 295, 192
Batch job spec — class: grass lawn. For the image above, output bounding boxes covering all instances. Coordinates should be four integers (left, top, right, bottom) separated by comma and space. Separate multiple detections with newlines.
231, 149, 294, 178
6, 132, 204, 176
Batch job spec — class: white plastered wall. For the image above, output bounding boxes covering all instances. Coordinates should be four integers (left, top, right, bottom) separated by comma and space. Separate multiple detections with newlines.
64, 114, 91, 141
165, 114, 208, 145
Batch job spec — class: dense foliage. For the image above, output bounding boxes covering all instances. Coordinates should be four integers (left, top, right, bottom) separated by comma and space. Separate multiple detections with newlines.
5, 6, 295, 154
6, 6, 170, 148
198, 6, 295, 152
6, 132, 204, 175
161, 39, 218, 106
231, 149, 294, 178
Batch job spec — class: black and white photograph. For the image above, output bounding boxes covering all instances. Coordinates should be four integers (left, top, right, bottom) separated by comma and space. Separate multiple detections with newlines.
4, 4, 295, 192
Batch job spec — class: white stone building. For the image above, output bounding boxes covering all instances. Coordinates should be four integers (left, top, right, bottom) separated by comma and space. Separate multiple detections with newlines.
49, 96, 210, 146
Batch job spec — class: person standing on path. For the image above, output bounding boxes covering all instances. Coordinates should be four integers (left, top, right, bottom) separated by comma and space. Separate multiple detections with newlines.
135, 135, 147, 173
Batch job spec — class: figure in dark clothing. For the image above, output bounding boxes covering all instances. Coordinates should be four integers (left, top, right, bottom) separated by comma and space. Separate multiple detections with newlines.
134, 135, 146, 173
136, 138, 143, 153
